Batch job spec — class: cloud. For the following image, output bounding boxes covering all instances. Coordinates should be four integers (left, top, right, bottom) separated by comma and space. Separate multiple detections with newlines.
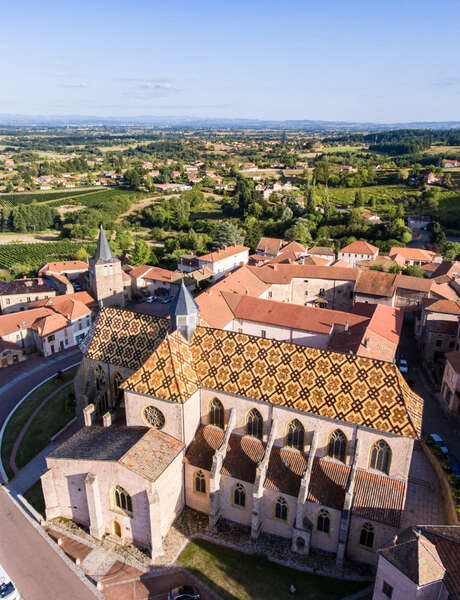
433, 77, 460, 87
59, 82, 89, 88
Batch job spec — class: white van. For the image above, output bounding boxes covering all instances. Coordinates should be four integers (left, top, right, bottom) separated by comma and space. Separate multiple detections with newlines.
0, 565, 19, 599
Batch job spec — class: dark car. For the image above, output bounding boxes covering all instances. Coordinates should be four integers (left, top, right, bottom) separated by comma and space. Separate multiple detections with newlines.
448, 455, 460, 477
168, 585, 201, 600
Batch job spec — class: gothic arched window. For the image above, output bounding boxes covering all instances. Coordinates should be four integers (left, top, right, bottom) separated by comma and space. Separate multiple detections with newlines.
275, 496, 288, 521
247, 408, 263, 440
209, 398, 225, 429
113, 485, 133, 515
286, 419, 305, 451
317, 509, 330, 533
369, 439, 391, 474
112, 371, 124, 403
328, 429, 347, 463
233, 483, 246, 508
194, 470, 206, 494
94, 364, 105, 390
360, 522, 375, 548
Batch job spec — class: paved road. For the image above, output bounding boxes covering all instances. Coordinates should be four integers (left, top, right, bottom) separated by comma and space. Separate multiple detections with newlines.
0, 348, 81, 432
0, 486, 98, 600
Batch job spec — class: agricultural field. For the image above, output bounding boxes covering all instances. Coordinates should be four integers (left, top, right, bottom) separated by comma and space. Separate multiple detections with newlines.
320, 145, 367, 154
427, 145, 460, 155
0, 188, 98, 207
325, 184, 415, 206
0, 241, 95, 272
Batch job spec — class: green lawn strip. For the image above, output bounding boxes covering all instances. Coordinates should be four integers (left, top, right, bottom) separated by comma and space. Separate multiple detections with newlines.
178, 539, 367, 600
23, 479, 46, 517
1, 366, 78, 479
15, 383, 76, 469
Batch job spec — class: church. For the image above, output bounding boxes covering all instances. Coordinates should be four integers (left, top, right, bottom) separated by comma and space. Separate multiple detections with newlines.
41, 227, 425, 568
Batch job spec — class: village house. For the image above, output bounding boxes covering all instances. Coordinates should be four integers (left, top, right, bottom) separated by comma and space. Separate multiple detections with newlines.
372, 525, 460, 600
415, 299, 460, 363
0, 278, 57, 314
443, 159, 460, 168
388, 247, 439, 267
338, 241, 379, 267
41, 285, 427, 569
440, 351, 460, 416
306, 246, 336, 265
178, 245, 249, 282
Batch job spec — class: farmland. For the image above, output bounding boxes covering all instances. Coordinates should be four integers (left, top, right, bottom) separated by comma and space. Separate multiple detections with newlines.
0, 188, 97, 206
0, 241, 95, 272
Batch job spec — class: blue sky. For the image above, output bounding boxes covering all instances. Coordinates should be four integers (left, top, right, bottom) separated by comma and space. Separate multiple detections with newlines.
1, 0, 459, 122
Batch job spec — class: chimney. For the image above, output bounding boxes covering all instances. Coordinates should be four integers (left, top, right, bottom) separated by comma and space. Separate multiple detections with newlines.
344, 320, 349, 332
102, 411, 112, 427
363, 337, 369, 348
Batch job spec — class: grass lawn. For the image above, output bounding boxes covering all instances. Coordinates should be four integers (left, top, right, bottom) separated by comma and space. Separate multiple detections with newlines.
1, 366, 78, 479
178, 539, 368, 600
24, 479, 46, 517
325, 184, 414, 206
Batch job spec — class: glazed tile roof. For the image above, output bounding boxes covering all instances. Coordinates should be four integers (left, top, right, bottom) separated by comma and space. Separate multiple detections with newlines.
353, 469, 406, 528
119, 320, 423, 438
86, 307, 169, 371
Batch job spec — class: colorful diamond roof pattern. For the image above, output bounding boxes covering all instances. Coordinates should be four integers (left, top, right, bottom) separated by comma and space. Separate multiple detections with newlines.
86, 307, 169, 371
90, 308, 423, 438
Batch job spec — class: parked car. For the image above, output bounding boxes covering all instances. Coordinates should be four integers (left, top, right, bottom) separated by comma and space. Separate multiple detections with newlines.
0, 564, 19, 599
146, 296, 158, 303
161, 296, 172, 304
398, 358, 408, 374
168, 585, 200, 600
428, 433, 449, 456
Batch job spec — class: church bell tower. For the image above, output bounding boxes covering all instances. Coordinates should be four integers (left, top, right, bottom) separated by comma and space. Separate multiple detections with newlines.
169, 281, 199, 342
89, 225, 125, 307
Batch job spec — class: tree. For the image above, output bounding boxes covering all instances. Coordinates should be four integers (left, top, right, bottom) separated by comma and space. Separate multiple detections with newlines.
76, 247, 89, 261
354, 190, 364, 208
131, 238, 151, 265
285, 222, 312, 245
441, 241, 460, 261
116, 231, 133, 253
403, 265, 426, 278
215, 221, 244, 248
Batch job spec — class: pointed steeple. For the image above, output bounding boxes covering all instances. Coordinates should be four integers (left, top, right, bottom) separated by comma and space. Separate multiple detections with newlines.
93, 224, 114, 263
169, 280, 199, 342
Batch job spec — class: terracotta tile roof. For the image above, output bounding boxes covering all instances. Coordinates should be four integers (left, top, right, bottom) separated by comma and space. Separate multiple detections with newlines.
423, 298, 460, 315
257, 237, 284, 256
39, 260, 88, 274
354, 271, 397, 297
0, 339, 22, 353
394, 274, 433, 292
118, 319, 423, 438
431, 261, 460, 280
222, 293, 367, 335
353, 469, 406, 527
32, 313, 68, 337
265, 447, 308, 497
389, 247, 436, 262
198, 245, 249, 263
250, 264, 360, 284
307, 458, 350, 508
430, 282, 460, 301
195, 266, 270, 328
119, 428, 184, 481
378, 526, 460, 597
128, 264, 176, 283
221, 434, 265, 483
48, 426, 148, 461
301, 255, 329, 266
29, 291, 97, 313
0, 278, 55, 296
0, 307, 54, 337
184, 425, 225, 470
308, 246, 335, 256
86, 307, 170, 371
340, 241, 378, 255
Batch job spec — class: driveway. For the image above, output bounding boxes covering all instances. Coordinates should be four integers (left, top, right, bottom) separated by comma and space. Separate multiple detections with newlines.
0, 487, 99, 599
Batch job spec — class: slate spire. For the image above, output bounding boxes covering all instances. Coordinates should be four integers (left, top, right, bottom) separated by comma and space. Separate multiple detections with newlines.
169, 280, 199, 342
93, 224, 114, 262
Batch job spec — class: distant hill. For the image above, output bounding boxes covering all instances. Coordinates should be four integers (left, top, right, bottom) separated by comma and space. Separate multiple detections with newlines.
0, 114, 459, 131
